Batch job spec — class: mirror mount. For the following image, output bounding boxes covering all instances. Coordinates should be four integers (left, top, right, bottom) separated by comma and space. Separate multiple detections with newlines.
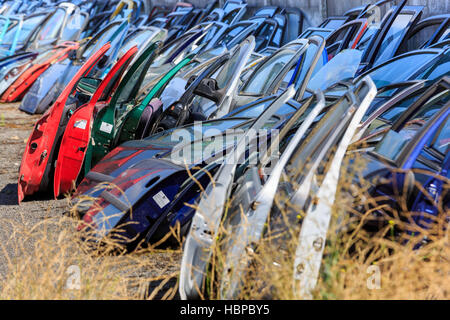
193, 78, 223, 104
186, 75, 198, 89
68, 49, 78, 61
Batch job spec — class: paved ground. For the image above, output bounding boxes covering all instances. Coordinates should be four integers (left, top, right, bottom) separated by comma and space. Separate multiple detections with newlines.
0, 103, 180, 298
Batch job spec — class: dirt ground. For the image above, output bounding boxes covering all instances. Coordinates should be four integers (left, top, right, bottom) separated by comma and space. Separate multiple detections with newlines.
0, 103, 180, 298
0, 103, 59, 277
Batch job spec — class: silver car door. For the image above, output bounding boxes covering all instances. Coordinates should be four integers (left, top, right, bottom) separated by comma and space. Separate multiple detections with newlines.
293, 76, 376, 299
179, 85, 296, 300
217, 86, 360, 299
217, 92, 326, 299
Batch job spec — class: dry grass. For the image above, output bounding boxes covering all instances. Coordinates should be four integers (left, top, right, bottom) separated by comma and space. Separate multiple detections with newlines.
0, 207, 181, 300
0, 150, 447, 300
203, 151, 450, 300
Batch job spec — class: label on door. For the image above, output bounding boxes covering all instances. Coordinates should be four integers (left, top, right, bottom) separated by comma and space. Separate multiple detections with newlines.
99, 122, 113, 134
74, 120, 87, 130
153, 191, 170, 208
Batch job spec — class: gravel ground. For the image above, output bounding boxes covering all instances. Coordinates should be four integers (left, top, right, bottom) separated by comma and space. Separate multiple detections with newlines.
0, 103, 65, 278
0, 103, 180, 298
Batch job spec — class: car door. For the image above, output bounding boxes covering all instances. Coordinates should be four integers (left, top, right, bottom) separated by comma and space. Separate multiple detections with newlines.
18, 43, 111, 203
53, 46, 138, 198
218, 78, 376, 299
407, 112, 449, 247
88, 41, 161, 170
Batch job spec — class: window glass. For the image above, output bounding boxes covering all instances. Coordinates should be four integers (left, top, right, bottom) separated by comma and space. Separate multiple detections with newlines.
215, 46, 242, 89
323, 19, 346, 30
300, 29, 332, 39
255, 23, 275, 50
146, 119, 246, 144
271, 15, 286, 47
355, 25, 378, 52
232, 100, 296, 118
366, 53, 435, 88
242, 49, 296, 94
115, 49, 156, 106
286, 13, 301, 41
82, 24, 120, 58
293, 43, 322, 91
285, 96, 351, 188
439, 28, 449, 41
2, 15, 45, 44
118, 30, 153, 57
62, 13, 86, 40
222, 8, 240, 24
255, 7, 277, 17
416, 54, 450, 81
429, 117, 450, 155
330, 25, 351, 43
373, 13, 414, 65
216, 24, 246, 47
223, 2, 241, 14
39, 8, 66, 41
154, 34, 189, 64
197, 24, 220, 46
413, 115, 449, 170
404, 23, 440, 52
378, 95, 419, 124
308, 49, 362, 92
374, 90, 449, 162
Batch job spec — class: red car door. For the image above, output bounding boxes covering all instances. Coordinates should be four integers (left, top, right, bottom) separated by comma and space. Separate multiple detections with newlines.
53, 46, 138, 198
18, 43, 111, 203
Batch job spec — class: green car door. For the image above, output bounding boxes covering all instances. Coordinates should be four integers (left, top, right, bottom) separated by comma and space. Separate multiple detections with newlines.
85, 41, 161, 173
117, 54, 195, 144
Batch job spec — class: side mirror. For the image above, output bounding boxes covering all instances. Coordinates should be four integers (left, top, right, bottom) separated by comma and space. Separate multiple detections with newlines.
193, 77, 222, 104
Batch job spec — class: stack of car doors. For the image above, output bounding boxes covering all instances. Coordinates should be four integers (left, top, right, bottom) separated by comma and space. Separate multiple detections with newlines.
9, 0, 449, 301
19, 19, 134, 114
179, 77, 377, 299
0, 3, 89, 100
52, 34, 330, 209
66, 40, 369, 251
